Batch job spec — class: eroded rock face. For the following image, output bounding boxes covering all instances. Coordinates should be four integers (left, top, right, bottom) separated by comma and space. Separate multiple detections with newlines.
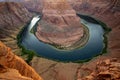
77, 58, 120, 80
22, 0, 43, 13
0, 0, 43, 13
0, 41, 43, 80
36, 0, 86, 49
0, 65, 33, 80
0, 2, 32, 55
0, 2, 32, 39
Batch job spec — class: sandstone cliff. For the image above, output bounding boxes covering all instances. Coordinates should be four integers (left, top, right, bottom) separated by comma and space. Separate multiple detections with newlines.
0, 41, 43, 80
0, 65, 33, 80
35, 0, 87, 49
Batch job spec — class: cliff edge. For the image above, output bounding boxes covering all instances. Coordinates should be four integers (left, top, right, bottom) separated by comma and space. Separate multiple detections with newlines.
0, 41, 43, 80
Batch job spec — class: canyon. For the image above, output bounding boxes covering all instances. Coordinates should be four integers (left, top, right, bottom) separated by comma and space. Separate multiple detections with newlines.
1, 41, 120, 80
30, 0, 120, 80
0, 0, 120, 80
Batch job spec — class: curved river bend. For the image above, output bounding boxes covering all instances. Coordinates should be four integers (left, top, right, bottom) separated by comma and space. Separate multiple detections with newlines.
20, 15, 104, 62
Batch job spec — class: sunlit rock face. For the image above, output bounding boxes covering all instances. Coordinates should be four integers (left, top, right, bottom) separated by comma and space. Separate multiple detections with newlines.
0, 41, 43, 80
77, 58, 120, 80
0, 65, 33, 80
36, 0, 85, 49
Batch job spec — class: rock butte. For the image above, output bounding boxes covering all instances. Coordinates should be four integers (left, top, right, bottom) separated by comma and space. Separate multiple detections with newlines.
36, 0, 86, 49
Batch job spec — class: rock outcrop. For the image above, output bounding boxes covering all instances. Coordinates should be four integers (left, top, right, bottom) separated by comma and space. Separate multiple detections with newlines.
0, 41, 43, 80
77, 58, 120, 80
0, 65, 33, 80
36, 0, 87, 49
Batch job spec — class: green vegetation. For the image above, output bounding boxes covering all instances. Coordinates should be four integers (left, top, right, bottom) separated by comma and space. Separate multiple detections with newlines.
30, 19, 41, 34
97, 20, 111, 54
17, 13, 111, 63
30, 28, 34, 34
17, 20, 37, 63
74, 13, 112, 63
17, 16, 42, 63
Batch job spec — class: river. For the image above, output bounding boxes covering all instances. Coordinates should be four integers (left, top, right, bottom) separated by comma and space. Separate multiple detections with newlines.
20, 15, 104, 62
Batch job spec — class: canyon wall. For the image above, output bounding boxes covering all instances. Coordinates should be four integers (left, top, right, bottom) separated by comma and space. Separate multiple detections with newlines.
0, 41, 43, 80
0, 2, 32, 55
0, 65, 33, 80
0, 0, 43, 13
0, 1, 120, 80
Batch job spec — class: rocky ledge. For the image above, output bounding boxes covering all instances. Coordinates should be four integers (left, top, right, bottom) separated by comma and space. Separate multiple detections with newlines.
35, 0, 88, 50
0, 65, 33, 80
0, 41, 43, 80
77, 58, 120, 80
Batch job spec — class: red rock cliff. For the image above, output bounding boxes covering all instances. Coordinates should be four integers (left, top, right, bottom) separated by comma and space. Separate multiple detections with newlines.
0, 41, 43, 80
77, 58, 120, 80
0, 64, 33, 80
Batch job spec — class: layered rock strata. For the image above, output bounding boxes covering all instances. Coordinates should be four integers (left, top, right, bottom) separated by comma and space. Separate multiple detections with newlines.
0, 65, 33, 80
36, 0, 87, 49
0, 41, 43, 80
78, 58, 120, 80
0, 2, 32, 55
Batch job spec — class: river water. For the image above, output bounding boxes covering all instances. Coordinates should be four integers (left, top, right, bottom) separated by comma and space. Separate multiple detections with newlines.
20, 15, 104, 62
